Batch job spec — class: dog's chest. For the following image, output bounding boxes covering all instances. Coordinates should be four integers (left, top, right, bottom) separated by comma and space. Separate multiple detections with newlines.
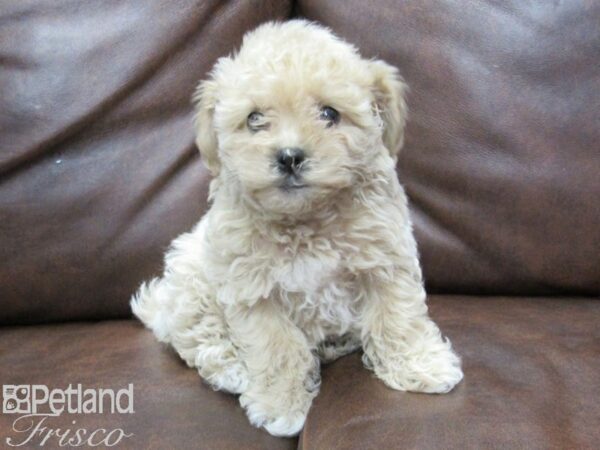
271, 244, 340, 292
264, 222, 353, 292
268, 237, 362, 335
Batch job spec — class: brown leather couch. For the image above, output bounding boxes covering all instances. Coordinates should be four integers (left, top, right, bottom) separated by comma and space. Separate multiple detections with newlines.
1, 1, 598, 448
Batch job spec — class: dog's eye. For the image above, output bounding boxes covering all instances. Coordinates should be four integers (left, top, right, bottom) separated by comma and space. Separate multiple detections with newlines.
319, 106, 340, 127
247, 111, 268, 132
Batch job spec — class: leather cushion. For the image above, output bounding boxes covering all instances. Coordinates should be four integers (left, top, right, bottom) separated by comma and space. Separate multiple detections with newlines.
0, 320, 295, 449
300, 295, 600, 449
298, 0, 600, 296
2, 296, 598, 448
2, 0, 598, 326
0, 0, 292, 325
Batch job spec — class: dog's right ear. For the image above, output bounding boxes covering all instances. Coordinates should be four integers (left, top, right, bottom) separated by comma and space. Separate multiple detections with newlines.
193, 78, 220, 175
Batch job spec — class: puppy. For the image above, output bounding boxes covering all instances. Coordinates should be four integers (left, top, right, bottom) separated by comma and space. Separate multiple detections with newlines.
131, 20, 463, 437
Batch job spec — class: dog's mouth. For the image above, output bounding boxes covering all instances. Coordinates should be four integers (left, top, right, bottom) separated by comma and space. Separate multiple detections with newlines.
280, 182, 309, 192
279, 175, 308, 192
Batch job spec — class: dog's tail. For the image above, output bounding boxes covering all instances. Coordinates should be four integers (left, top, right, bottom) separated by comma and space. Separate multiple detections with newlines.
130, 278, 172, 343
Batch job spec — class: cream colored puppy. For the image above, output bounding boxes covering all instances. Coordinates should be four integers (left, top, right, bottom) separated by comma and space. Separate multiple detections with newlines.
131, 20, 463, 437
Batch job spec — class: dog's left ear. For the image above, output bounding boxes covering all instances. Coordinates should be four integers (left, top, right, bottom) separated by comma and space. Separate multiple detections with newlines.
193, 78, 220, 175
369, 60, 408, 161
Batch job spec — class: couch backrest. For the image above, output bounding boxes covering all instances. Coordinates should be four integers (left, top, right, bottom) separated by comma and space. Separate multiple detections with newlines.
1, 0, 598, 325
298, 0, 600, 296
0, 0, 293, 325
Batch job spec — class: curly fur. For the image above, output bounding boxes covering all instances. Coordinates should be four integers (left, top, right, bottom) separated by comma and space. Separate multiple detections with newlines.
131, 20, 463, 437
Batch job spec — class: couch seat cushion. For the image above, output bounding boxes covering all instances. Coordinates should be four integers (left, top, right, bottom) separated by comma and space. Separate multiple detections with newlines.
0, 320, 295, 450
1, 296, 598, 449
301, 295, 600, 449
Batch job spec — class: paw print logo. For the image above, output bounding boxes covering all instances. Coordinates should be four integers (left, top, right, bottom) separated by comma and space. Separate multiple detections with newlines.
3, 385, 30, 414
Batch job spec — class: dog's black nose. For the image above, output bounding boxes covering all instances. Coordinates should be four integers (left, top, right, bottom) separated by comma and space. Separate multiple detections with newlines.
276, 148, 305, 174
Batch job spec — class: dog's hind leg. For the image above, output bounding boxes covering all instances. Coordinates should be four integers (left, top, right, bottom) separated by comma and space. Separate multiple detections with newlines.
132, 275, 249, 394
131, 225, 250, 394
191, 309, 249, 394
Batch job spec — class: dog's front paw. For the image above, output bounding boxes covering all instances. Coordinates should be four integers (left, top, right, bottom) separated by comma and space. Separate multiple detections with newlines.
240, 360, 319, 437
366, 342, 463, 394
240, 392, 313, 436
261, 408, 308, 437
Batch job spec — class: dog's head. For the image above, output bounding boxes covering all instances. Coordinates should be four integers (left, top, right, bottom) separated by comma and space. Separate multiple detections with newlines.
193, 20, 407, 215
